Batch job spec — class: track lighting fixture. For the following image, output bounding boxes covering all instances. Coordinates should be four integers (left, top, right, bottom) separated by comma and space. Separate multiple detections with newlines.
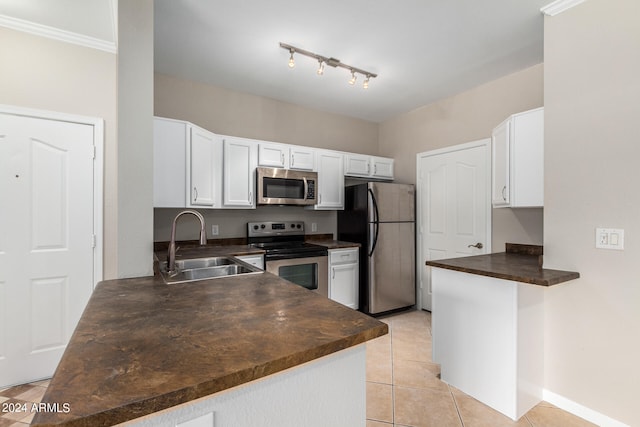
280, 42, 377, 89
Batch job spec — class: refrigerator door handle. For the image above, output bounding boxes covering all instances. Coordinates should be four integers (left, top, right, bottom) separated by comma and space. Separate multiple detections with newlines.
368, 188, 380, 256
368, 188, 380, 223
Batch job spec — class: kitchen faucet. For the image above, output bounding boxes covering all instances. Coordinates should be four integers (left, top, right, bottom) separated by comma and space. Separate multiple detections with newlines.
167, 210, 207, 274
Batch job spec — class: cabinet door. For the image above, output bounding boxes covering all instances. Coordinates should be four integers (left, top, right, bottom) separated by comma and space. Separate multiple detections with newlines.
314, 150, 344, 209
492, 119, 510, 207
153, 118, 187, 207
258, 142, 286, 168
330, 263, 359, 309
345, 153, 371, 177
289, 146, 315, 171
371, 156, 394, 179
189, 126, 217, 207
223, 137, 257, 208
511, 109, 544, 207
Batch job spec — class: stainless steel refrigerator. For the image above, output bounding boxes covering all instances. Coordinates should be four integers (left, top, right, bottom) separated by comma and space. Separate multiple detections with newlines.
338, 182, 415, 315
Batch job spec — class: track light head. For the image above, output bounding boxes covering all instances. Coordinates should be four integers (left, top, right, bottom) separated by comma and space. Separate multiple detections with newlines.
363, 75, 370, 89
288, 49, 295, 68
317, 59, 325, 75
349, 70, 357, 85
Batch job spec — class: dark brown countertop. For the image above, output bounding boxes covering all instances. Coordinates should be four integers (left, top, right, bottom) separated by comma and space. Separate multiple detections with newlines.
32, 272, 387, 426
426, 244, 579, 287
307, 239, 361, 249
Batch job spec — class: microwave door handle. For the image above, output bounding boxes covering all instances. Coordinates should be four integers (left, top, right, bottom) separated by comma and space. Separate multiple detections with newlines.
303, 177, 308, 200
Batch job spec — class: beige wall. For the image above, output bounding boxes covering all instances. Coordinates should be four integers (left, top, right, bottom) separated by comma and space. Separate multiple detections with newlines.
543, 0, 639, 425
154, 73, 378, 153
0, 27, 119, 279
379, 64, 545, 251
117, 0, 155, 278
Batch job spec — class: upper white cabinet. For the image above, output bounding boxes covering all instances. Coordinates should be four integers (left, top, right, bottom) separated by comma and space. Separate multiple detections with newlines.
345, 154, 394, 180
258, 142, 316, 171
189, 126, 222, 207
153, 117, 221, 209
223, 136, 257, 208
311, 150, 344, 210
492, 107, 544, 208
289, 146, 315, 171
258, 142, 287, 168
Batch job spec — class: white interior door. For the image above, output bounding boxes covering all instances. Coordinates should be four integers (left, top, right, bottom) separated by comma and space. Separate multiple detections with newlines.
0, 112, 96, 387
416, 139, 491, 311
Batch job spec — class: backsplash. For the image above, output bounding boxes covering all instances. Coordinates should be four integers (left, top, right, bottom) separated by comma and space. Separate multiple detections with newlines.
154, 206, 336, 242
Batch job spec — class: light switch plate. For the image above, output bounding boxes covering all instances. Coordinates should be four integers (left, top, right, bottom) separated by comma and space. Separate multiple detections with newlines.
596, 228, 624, 250
211, 224, 219, 236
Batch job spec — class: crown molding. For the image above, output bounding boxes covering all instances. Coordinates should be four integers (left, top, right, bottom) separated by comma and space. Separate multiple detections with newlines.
0, 14, 117, 53
541, 0, 588, 16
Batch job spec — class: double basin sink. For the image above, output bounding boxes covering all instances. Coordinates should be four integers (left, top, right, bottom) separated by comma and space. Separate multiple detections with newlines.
158, 256, 263, 284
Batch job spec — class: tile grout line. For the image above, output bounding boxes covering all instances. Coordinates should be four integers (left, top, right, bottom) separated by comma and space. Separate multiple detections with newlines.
448, 384, 466, 427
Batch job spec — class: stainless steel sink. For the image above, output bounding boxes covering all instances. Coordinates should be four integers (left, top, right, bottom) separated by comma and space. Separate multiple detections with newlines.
158, 256, 263, 284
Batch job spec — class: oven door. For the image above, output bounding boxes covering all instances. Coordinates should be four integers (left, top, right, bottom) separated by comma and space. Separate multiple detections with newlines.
266, 256, 328, 298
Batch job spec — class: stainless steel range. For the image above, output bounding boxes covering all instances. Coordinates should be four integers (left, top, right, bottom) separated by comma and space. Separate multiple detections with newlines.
247, 221, 328, 297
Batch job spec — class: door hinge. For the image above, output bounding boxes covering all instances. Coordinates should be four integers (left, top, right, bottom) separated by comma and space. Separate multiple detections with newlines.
91, 234, 97, 248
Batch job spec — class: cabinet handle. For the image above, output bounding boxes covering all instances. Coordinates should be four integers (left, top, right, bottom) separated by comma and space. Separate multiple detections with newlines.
374, 164, 377, 174
367, 163, 370, 173
502, 186, 506, 201
319, 194, 322, 204
291, 154, 294, 166
249, 191, 252, 204
332, 268, 335, 279
282, 153, 285, 164
194, 187, 198, 201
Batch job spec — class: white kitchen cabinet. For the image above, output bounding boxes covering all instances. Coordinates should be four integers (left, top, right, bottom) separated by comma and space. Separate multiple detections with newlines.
223, 136, 257, 208
344, 153, 371, 177
153, 117, 221, 208
329, 248, 359, 309
154, 117, 187, 207
189, 126, 222, 207
235, 254, 264, 270
258, 142, 287, 168
344, 153, 394, 180
311, 149, 344, 210
289, 145, 315, 171
492, 107, 544, 208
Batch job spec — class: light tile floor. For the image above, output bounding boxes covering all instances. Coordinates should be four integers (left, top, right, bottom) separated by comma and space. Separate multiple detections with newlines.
0, 380, 49, 427
366, 309, 598, 427
1, 310, 598, 427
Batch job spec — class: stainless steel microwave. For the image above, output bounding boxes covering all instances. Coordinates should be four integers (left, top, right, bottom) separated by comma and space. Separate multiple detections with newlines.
256, 167, 317, 206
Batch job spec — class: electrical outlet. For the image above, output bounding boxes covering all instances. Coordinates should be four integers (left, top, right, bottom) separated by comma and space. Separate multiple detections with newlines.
311, 223, 318, 232
595, 228, 624, 250
211, 224, 219, 236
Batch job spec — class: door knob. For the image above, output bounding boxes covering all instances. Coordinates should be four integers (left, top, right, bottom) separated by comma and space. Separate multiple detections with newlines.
468, 242, 483, 249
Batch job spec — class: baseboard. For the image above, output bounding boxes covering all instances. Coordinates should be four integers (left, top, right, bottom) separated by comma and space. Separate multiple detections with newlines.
543, 389, 629, 427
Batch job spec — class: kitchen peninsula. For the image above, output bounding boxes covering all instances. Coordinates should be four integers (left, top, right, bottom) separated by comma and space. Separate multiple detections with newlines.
426, 244, 579, 421
32, 249, 387, 427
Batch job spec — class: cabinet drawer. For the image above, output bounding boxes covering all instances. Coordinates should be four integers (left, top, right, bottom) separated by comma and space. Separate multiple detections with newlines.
330, 248, 358, 264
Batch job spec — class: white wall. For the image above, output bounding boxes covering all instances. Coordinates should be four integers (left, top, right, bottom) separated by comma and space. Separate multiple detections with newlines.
543, 0, 640, 425
117, 0, 155, 277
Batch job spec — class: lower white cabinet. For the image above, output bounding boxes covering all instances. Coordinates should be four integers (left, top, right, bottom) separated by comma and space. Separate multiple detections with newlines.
235, 254, 264, 270
328, 248, 359, 309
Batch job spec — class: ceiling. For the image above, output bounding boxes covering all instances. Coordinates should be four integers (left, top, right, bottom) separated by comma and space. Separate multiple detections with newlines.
0, 0, 551, 123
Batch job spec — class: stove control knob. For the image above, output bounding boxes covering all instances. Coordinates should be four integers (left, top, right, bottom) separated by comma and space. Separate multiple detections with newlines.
291, 224, 295, 228
260, 224, 266, 229
253, 225, 259, 230
296, 224, 301, 229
